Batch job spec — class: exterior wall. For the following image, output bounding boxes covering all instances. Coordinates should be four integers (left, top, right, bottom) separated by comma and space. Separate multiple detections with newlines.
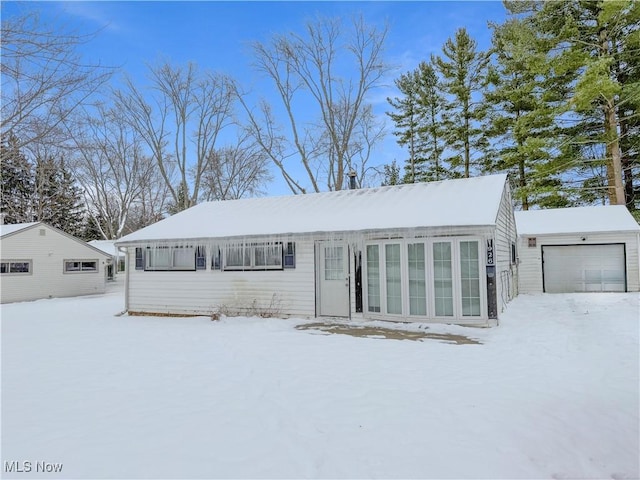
1, 225, 109, 303
493, 182, 518, 313
517, 232, 640, 293
126, 240, 316, 317
123, 225, 513, 325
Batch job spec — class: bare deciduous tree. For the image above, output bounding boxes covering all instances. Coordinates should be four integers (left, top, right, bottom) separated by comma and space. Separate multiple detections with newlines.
239, 14, 390, 193
1, 9, 113, 154
200, 133, 273, 201
70, 105, 170, 239
113, 61, 235, 212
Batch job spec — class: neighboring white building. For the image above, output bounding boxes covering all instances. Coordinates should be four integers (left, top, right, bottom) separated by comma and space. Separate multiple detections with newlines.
88, 240, 126, 280
1, 222, 112, 303
515, 206, 640, 294
116, 174, 518, 325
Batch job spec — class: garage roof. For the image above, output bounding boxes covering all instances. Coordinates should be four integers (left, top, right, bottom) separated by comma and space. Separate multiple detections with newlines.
515, 205, 640, 235
118, 174, 508, 243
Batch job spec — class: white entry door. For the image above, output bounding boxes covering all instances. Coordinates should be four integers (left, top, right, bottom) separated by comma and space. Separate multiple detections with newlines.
318, 243, 349, 317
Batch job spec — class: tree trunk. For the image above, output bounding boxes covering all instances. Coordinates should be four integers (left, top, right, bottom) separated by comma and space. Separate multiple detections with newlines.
464, 112, 470, 178
599, 26, 625, 205
620, 118, 635, 208
604, 101, 625, 205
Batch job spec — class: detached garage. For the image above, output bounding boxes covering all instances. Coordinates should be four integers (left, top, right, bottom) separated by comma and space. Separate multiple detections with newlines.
1, 222, 112, 303
515, 206, 640, 294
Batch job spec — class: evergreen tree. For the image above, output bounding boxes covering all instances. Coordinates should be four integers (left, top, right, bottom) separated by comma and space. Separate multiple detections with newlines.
432, 28, 490, 178
413, 62, 447, 182
167, 182, 190, 215
387, 62, 447, 183
381, 161, 401, 186
514, 0, 639, 206
387, 69, 422, 183
34, 155, 86, 237
484, 17, 568, 209
0, 134, 34, 223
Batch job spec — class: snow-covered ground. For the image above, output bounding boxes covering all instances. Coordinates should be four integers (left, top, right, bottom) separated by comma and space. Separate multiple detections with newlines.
1, 284, 638, 479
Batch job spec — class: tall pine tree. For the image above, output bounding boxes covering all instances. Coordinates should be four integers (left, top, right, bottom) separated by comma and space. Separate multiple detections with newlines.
432, 28, 490, 178
1, 134, 34, 223
387, 62, 446, 183
34, 155, 86, 237
513, 0, 639, 206
484, 17, 568, 209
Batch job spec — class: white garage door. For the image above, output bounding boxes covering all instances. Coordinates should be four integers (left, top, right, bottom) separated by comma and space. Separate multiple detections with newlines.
542, 244, 626, 293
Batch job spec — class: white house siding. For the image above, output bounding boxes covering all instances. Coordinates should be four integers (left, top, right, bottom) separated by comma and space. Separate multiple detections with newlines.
1, 225, 109, 303
517, 232, 640, 294
126, 240, 316, 317
493, 182, 518, 312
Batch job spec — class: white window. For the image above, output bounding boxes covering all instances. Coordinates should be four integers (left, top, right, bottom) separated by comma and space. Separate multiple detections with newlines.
385, 244, 402, 314
433, 242, 454, 317
224, 243, 283, 271
460, 241, 481, 316
324, 246, 344, 280
366, 245, 381, 313
1, 260, 32, 275
408, 243, 426, 316
255, 244, 283, 269
224, 245, 251, 269
145, 246, 196, 271
64, 260, 98, 273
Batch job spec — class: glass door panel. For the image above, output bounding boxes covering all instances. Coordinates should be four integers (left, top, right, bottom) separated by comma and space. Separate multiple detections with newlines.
385, 244, 402, 314
366, 245, 381, 313
433, 242, 454, 316
408, 243, 426, 315
460, 241, 481, 316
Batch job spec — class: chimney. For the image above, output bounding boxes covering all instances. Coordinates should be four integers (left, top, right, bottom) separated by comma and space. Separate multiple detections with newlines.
348, 170, 357, 190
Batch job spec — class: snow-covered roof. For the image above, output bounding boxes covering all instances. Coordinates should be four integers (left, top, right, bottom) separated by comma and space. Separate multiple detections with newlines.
88, 240, 125, 257
1, 222, 112, 257
117, 174, 508, 243
0, 222, 39, 238
515, 205, 640, 236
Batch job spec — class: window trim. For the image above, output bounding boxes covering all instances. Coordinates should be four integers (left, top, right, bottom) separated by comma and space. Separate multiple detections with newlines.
223, 242, 284, 271
144, 246, 197, 272
1, 259, 33, 275
64, 259, 99, 274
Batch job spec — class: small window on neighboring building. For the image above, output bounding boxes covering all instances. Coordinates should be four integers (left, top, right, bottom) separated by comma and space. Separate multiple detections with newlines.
64, 260, 98, 273
511, 243, 517, 264
135, 248, 144, 270
1, 260, 32, 275
195, 246, 207, 270
528, 237, 537, 248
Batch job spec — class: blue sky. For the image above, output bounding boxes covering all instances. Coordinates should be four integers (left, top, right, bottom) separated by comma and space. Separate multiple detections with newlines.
2, 1, 508, 195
